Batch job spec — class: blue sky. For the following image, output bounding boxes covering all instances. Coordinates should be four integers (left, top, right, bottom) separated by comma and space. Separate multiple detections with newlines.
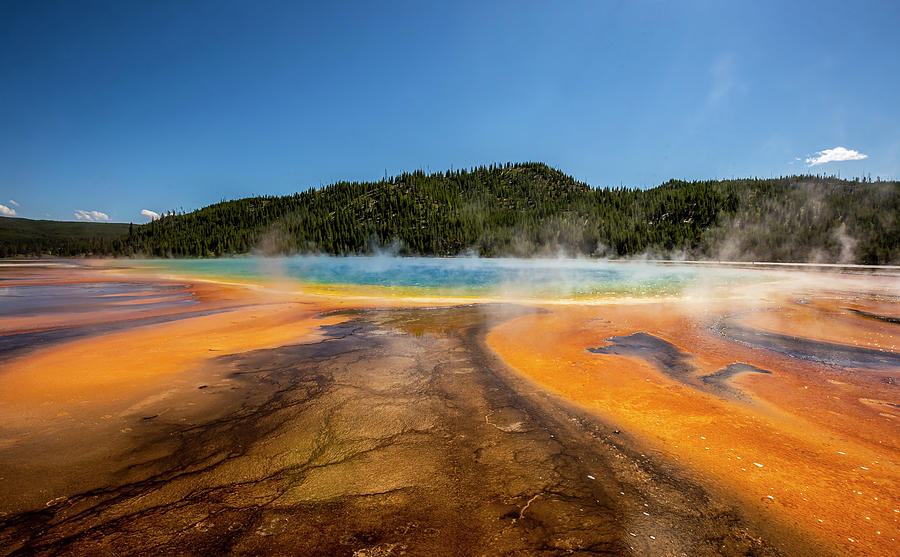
1, 0, 898, 223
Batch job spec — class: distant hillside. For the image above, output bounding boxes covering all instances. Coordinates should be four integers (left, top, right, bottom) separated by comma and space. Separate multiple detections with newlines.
0, 217, 130, 258
2, 162, 898, 263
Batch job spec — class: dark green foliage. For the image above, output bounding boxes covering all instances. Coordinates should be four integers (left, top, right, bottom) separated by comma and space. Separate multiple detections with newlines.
2, 163, 898, 263
0, 217, 130, 257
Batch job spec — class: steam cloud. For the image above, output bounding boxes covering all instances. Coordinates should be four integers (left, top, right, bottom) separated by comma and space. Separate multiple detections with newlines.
805, 147, 868, 167
8, 199, 19, 207
74, 209, 110, 221
141, 209, 160, 221
0, 204, 16, 216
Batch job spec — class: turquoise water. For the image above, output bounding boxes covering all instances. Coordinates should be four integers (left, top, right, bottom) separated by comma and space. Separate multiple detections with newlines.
133, 256, 749, 298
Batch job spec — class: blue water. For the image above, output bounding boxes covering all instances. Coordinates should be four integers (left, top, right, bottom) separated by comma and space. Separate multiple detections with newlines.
132, 256, 753, 299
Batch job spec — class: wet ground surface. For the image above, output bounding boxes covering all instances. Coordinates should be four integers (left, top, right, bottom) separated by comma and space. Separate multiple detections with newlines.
487, 286, 900, 556
713, 315, 900, 370
0, 306, 244, 362
846, 308, 900, 324
0, 305, 786, 556
588, 333, 771, 402
0, 282, 195, 317
4, 265, 898, 556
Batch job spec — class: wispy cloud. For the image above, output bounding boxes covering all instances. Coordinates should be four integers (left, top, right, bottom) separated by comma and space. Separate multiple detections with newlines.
8, 199, 19, 207
74, 209, 110, 221
708, 53, 739, 105
0, 204, 16, 217
684, 53, 746, 137
140, 209, 160, 221
806, 146, 868, 166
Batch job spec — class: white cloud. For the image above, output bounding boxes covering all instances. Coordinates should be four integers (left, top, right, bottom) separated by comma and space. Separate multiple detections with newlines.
805, 146, 868, 166
0, 204, 16, 216
8, 199, 19, 207
141, 209, 160, 221
74, 209, 110, 221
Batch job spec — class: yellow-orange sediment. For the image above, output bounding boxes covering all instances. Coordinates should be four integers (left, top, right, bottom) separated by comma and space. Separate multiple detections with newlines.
487, 275, 899, 556
1, 265, 897, 555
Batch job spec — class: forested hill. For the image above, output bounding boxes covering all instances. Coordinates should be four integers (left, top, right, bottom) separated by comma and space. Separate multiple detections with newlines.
0, 217, 129, 258
2, 162, 899, 263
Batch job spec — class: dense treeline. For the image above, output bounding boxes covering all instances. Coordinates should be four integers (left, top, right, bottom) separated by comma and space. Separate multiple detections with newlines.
0, 218, 129, 258
2, 162, 898, 263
